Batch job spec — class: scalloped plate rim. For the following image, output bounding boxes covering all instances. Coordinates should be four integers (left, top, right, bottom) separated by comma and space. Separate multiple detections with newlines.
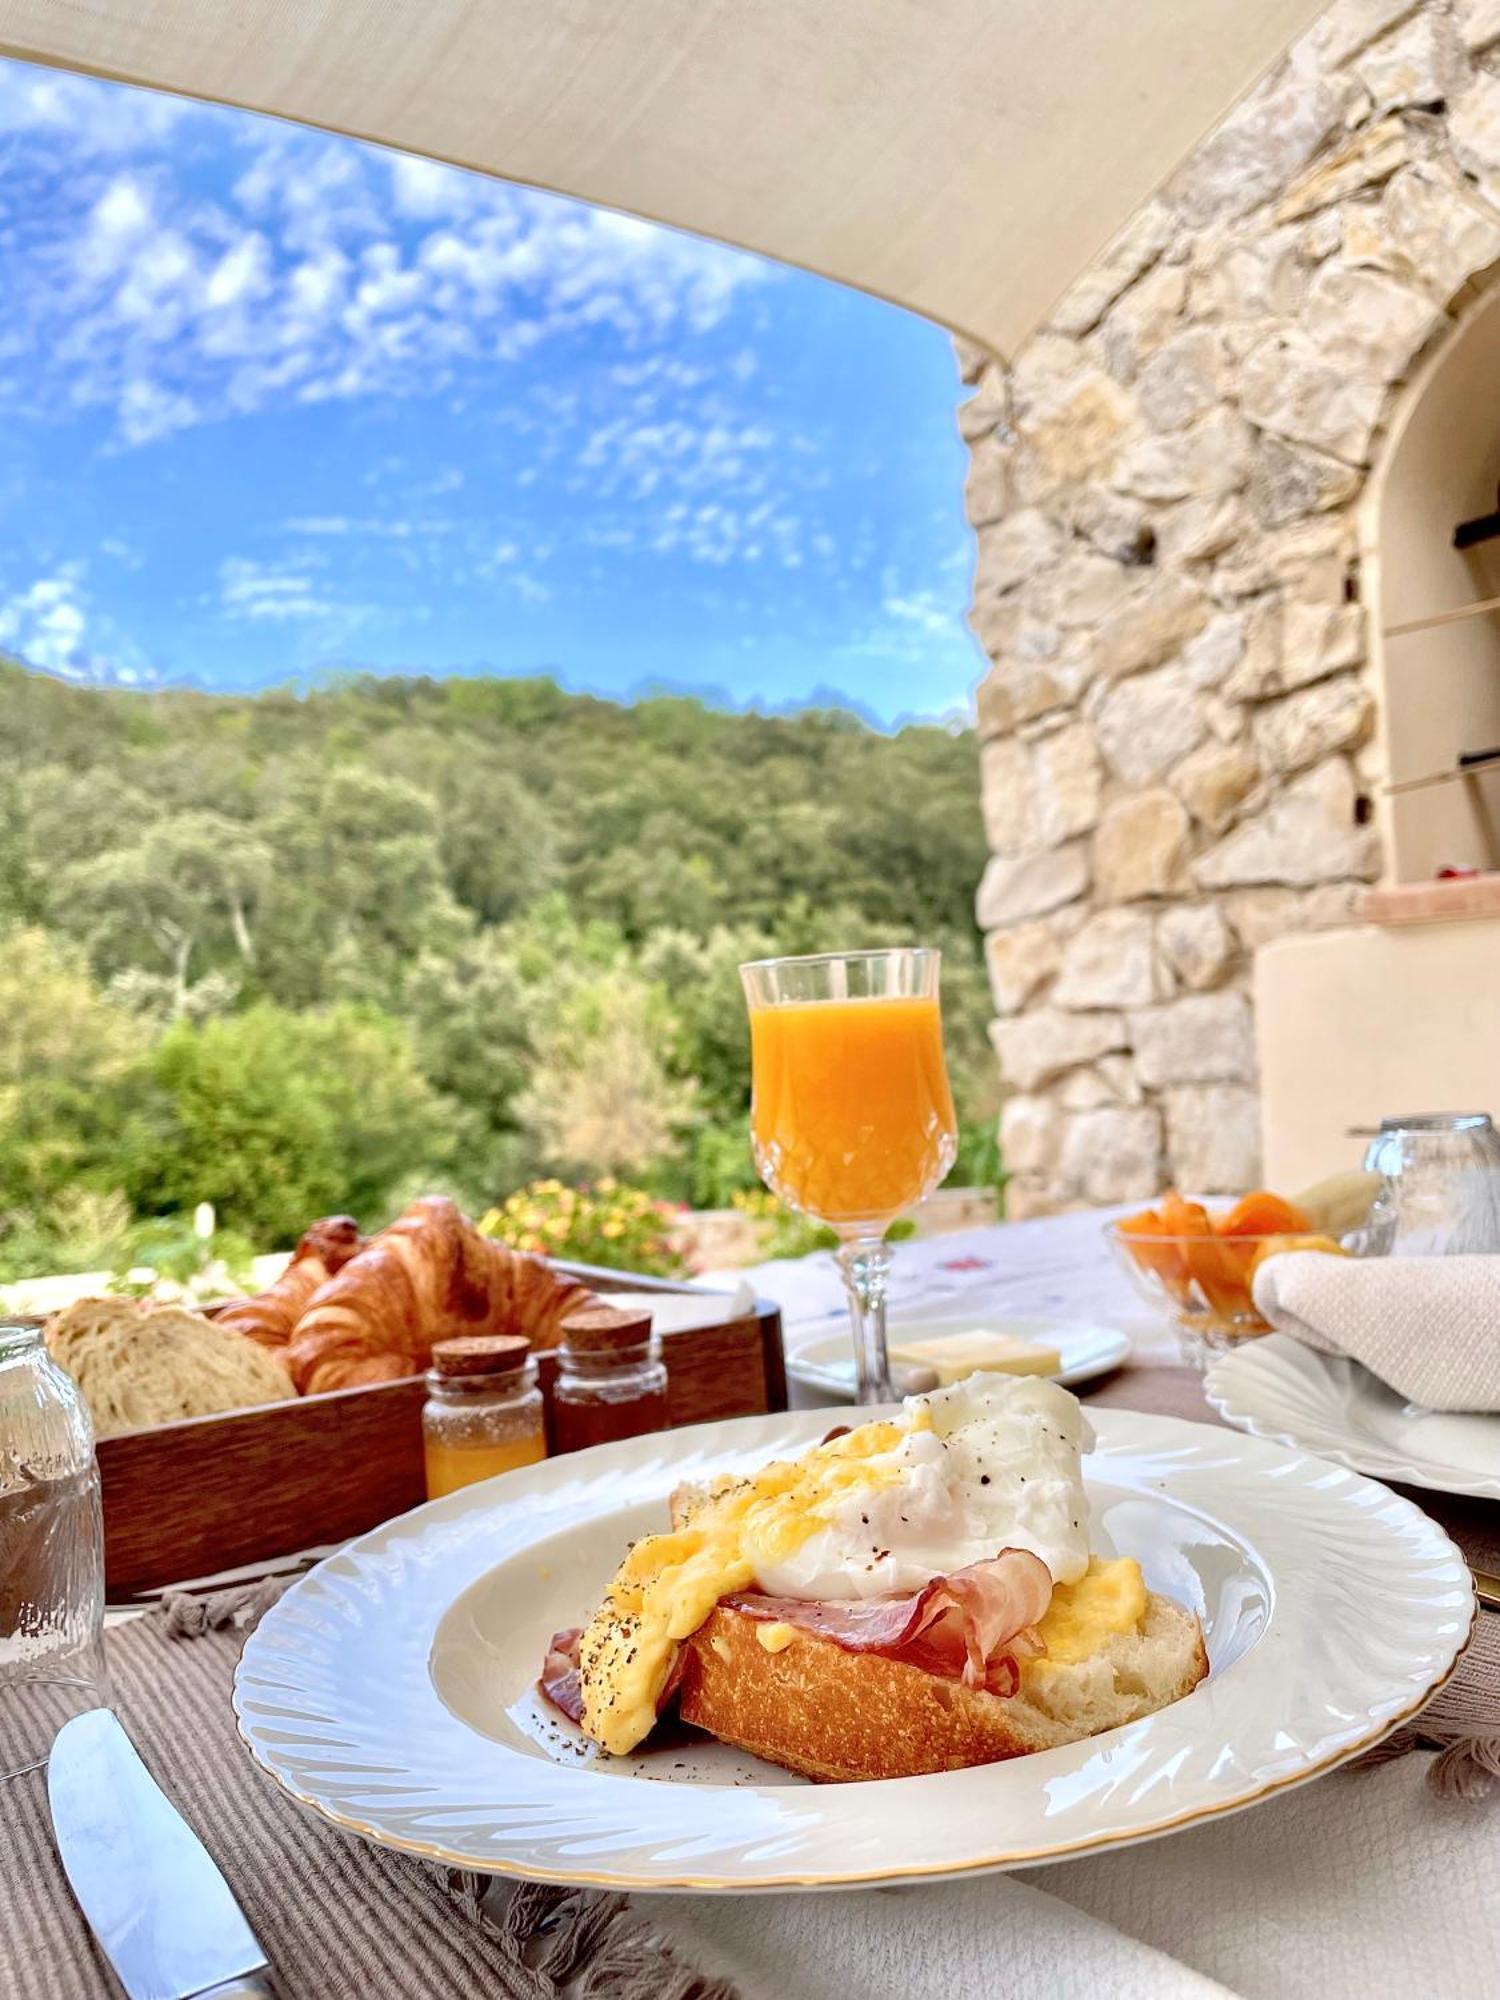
232, 1405, 1475, 1892
1204, 1334, 1500, 1501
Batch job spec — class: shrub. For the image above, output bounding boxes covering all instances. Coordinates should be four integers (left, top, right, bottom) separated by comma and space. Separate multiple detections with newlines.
480, 1178, 686, 1278
730, 1188, 915, 1261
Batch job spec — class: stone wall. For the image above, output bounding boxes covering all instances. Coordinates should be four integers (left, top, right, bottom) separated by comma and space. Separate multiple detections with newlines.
962, 0, 1500, 1217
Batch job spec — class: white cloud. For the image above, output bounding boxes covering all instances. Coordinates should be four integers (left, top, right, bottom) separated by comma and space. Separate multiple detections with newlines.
0, 63, 193, 153
10, 91, 778, 448
78, 175, 154, 275
205, 231, 272, 310
118, 377, 200, 446
882, 587, 959, 638
0, 567, 157, 684
0, 573, 87, 673
389, 154, 468, 219
219, 557, 333, 622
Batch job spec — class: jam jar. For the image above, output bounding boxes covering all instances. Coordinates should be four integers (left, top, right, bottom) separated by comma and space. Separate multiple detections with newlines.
552, 1304, 669, 1454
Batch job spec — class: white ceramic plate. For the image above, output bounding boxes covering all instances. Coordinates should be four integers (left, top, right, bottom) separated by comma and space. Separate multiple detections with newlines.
234, 1406, 1473, 1894
787, 1313, 1132, 1398
1205, 1333, 1500, 1501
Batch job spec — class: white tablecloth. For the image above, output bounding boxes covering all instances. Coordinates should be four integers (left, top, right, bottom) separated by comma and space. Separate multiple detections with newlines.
653, 1212, 1499, 2000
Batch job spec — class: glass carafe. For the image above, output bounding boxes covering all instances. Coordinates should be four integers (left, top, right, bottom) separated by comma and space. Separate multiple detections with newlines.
0, 1320, 109, 1780
1357, 1113, 1500, 1257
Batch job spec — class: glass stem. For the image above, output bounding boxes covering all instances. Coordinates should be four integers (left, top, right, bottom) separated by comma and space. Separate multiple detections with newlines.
835, 1233, 894, 1405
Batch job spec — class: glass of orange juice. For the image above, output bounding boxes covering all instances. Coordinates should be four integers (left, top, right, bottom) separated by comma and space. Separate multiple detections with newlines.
739, 947, 958, 1403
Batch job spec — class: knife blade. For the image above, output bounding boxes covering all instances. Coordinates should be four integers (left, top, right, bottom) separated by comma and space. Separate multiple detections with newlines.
47, 1708, 275, 2000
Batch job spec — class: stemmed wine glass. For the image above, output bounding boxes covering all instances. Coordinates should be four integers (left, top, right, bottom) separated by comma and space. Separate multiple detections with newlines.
739, 948, 958, 1404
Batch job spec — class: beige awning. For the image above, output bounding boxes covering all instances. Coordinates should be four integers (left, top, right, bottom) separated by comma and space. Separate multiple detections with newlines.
0, 0, 1324, 357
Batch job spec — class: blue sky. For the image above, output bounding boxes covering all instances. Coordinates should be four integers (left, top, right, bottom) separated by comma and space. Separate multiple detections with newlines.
0, 59, 980, 726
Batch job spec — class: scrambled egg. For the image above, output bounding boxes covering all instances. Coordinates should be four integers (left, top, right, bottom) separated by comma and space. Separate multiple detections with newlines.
578, 1418, 916, 1753
1029, 1556, 1147, 1667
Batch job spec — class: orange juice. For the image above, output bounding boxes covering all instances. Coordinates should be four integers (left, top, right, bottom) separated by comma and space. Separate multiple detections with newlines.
749, 994, 957, 1227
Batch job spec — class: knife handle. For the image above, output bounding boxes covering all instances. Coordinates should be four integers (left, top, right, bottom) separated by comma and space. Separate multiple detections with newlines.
194, 1977, 277, 1998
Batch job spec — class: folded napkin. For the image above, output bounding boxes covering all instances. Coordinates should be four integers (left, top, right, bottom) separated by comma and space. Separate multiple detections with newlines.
1253, 1252, 1500, 1412
643, 1872, 1235, 2000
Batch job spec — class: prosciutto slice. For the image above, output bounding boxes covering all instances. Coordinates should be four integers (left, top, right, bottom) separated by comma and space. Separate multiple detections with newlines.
541, 1627, 585, 1723
722, 1548, 1053, 1695
539, 1628, 688, 1729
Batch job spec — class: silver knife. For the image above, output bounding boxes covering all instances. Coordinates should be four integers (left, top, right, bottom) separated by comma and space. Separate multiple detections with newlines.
48, 1708, 275, 2000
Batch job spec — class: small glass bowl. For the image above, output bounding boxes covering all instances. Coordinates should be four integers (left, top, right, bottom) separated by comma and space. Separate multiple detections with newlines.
1106, 1222, 1291, 1369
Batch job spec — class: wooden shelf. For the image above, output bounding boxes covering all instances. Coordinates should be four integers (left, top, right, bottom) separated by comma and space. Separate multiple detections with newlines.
1383, 591, 1500, 638
1386, 750, 1500, 795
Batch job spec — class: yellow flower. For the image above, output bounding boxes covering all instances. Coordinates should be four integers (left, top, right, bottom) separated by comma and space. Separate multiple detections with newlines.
600, 1219, 624, 1238
544, 1216, 569, 1240
597, 1175, 618, 1194
517, 1231, 543, 1252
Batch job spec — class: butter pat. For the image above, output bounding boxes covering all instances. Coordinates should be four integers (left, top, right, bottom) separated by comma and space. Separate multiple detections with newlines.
890, 1328, 1061, 1385
755, 1621, 797, 1654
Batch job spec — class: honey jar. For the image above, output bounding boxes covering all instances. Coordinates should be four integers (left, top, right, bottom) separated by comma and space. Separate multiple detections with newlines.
423, 1334, 546, 1498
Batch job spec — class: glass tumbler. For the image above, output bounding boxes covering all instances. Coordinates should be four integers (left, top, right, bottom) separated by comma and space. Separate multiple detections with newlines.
0, 1320, 109, 1781
1356, 1113, 1500, 1257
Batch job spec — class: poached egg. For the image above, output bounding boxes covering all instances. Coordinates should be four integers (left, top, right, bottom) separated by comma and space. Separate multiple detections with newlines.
576, 1374, 1110, 1755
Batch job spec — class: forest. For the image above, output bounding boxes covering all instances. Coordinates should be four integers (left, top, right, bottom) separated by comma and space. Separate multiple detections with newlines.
0, 658, 995, 1279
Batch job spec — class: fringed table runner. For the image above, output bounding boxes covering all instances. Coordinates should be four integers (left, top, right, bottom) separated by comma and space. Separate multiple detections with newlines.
2, 1355, 1492, 2000
0, 1606, 734, 2000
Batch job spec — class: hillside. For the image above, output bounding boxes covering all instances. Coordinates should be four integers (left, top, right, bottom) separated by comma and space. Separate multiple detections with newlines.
0, 660, 992, 1276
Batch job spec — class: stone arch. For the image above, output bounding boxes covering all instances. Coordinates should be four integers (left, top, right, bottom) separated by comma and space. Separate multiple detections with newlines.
962, 1, 1500, 1217
1360, 264, 1500, 885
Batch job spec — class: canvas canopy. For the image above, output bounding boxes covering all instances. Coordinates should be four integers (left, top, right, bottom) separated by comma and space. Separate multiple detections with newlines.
0, 0, 1325, 354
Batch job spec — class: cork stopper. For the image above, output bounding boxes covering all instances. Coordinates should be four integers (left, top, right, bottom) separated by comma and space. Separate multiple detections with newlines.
558, 1302, 655, 1355
430, 1334, 532, 1379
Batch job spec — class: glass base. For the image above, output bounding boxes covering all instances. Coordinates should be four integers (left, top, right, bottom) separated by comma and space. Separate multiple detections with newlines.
0, 1663, 112, 1783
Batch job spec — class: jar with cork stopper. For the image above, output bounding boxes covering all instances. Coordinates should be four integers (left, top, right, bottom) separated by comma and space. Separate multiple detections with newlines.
422, 1334, 546, 1498
552, 1302, 669, 1454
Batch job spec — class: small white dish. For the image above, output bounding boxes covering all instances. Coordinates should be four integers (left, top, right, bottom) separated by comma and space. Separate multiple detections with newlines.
234, 1404, 1472, 1893
1205, 1332, 1500, 1501
787, 1313, 1131, 1397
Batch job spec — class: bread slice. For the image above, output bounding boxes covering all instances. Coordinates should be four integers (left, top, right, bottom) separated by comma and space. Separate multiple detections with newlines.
677, 1591, 1208, 1783
45, 1296, 292, 1438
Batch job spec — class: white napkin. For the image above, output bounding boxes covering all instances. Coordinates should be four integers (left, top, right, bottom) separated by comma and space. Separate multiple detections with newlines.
1252, 1252, 1500, 1412
607, 1283, 756, 1335
646, 1869, 1234, 2000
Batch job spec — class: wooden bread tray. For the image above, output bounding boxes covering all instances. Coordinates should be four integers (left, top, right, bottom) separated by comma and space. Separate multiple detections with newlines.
97, 1263, 785, 1598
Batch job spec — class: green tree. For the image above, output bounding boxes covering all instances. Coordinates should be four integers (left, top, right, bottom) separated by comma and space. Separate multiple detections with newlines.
404, 930, 539, 1201
118, 1002, 451, 1244
434, 759, 562, 924
516, 965, 696, 1181
254, 762, 469, 1008
57, 811, 272, 1012
0, 926, 147, 1222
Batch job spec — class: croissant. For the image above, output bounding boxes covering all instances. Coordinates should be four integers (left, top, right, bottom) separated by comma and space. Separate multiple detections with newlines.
284, 1195, 597, 1395
216, 1216, 364, 1349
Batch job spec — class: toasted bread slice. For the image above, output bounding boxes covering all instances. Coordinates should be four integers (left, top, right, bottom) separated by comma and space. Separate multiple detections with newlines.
677, 1592, 1207, 1782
